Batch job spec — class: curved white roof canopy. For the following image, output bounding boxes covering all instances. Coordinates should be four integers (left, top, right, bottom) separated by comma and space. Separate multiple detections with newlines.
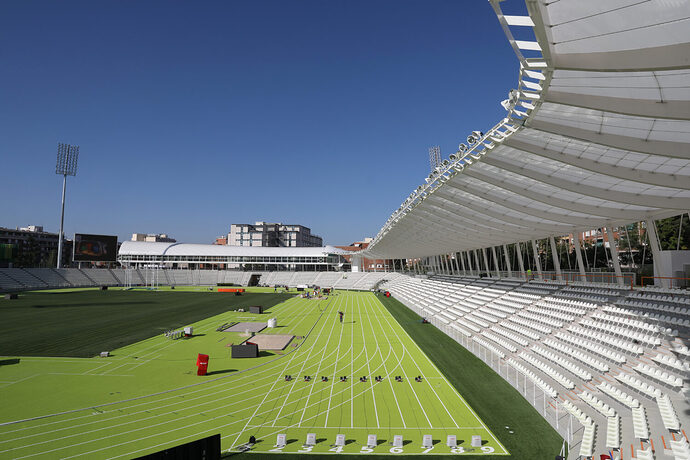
118, 241, 347, 258
363, 0, 690, 260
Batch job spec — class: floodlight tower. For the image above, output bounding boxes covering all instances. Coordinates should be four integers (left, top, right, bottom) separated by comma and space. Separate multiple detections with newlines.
55, 143, 79, 268
428, 145, 441, 172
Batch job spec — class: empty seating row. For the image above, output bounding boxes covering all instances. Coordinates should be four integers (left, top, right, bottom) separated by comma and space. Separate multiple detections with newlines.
634, 362, 684, 388
596, 381, 639, 408
472, 336, 505, 358
656, 393, 681, 431
555, 333, 626, 364
651, 353, 689, 372
509, 316, 551, 335
507, 358, 558, 398
481, 331, 517, 353
614, 373, 662, 399
492, 326, 529, 347
531, 346, 592, 380
578, 319, 660, 347
543, 338, 610, 372
519, 352, 575, 390
631, 406, 649, 439
579, 390, 617, 418
567, 326, 644, 355
605, 415, 620, 449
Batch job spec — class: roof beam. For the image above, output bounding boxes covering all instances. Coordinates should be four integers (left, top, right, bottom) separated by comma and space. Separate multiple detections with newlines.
545, 91, 690, 121
438, 182, 600, 227
504, 137, 690, 189
464, 167, 653, 219
483, 156, 690, 208
552, 42, 690, 72
428, 193, 579, 234
528, 119, 690, 159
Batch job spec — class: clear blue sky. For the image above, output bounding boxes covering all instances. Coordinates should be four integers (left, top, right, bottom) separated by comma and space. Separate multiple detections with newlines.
1, 0, 523, 245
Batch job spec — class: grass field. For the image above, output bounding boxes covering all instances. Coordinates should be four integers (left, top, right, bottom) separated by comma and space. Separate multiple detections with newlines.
0, 288, 293, 357
0, 289, 561, 459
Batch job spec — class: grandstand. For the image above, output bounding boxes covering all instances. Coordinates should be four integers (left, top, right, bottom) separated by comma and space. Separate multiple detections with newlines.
1, 1, 689, 459
379, 274, 689, 458
0, 267, 399, 292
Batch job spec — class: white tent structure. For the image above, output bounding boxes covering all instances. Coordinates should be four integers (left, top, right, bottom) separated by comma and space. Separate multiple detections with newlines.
361, 0, 690, 286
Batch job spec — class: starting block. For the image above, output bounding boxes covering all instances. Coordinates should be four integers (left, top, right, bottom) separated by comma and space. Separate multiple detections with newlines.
303, 433, 316, 448
331, 434, 345, 448
275, 434, 287, 448
422, 434, 433, 449
366, 434, 377, 449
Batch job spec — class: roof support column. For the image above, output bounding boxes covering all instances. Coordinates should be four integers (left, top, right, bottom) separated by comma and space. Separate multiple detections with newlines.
515, 242, 526, 279
474, 250, 481, 276
449, 253, 456, 275
442, 255, 449, 275
452, 253, 460, 275
491, 246, 501, 277
549, 236, 562, 281
572, 233, 586, 279
482, 248, 491, 274
531, 239, 543, 280
459, 252, 467, 275
605, 227, 624, 285
503, 244, 512, 278
645, 219, 667, 288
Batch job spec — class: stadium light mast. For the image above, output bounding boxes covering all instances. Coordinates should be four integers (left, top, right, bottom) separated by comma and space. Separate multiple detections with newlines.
55, 143, 79, 268
428, 145, 441, 172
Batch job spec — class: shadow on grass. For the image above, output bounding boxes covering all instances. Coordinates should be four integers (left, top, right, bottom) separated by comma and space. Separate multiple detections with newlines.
32, 301, 155, 308
205, 369, 236, 376
0, 358, 20, 366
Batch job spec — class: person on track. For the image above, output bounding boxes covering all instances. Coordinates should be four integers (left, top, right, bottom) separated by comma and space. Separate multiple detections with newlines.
338, 311, 344, 323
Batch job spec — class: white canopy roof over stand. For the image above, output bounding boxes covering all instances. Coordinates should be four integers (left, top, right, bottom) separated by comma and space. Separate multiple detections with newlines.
362, 0, 690, 261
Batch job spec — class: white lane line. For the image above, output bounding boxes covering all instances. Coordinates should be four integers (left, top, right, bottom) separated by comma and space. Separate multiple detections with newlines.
297, 297, 343, 427
361, 293, 406, 428
357, 292, 379, 428
382, 293, 510, 454
0, 295, 311, 435
350, 292, 354, 429
229, 321, 319, 446
322, 294, 348, 428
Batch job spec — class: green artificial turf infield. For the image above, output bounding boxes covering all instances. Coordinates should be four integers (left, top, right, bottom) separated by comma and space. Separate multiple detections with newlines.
0, 289, 562, 459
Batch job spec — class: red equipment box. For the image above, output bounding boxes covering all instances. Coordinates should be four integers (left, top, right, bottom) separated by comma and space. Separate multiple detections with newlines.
197, 353, 209, 376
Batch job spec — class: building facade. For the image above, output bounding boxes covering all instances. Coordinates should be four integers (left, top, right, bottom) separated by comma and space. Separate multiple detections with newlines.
227, 222, 323, 247
131, 233, 177, 243
118, 241, 345, 271
0, 226, 72, 268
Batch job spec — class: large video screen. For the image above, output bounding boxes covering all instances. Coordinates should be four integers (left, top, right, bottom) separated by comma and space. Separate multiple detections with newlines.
73, 233, 118, 262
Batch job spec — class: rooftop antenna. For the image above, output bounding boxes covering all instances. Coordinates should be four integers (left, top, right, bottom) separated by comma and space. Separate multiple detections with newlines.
428, 145, 441, 172
55, 143, 79, 268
